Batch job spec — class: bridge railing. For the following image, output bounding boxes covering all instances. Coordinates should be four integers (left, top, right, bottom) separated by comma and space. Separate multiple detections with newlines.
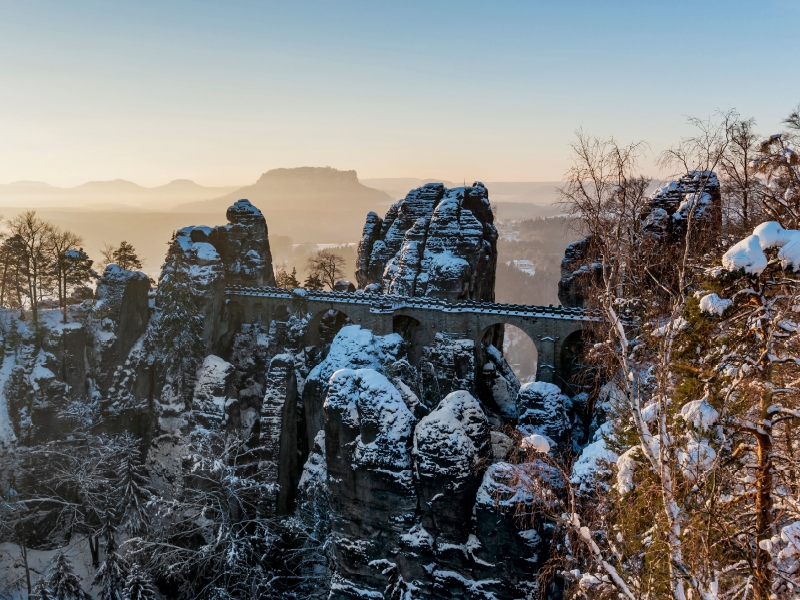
224, 285, 601, 321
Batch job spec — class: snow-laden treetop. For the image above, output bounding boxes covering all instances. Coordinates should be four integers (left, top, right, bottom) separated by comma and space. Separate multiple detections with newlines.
722, 221, 800, 275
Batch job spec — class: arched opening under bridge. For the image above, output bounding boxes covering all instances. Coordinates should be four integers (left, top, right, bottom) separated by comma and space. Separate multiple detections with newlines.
475, 322, 541, 417
502, 324, 539, 383
392, 314, 433, 365
559, 329, 588, 394
306, 309, 354, 346
271, 304, 289, 322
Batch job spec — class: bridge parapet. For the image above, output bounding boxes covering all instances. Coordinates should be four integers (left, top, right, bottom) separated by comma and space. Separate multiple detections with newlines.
224, 285, 600, 321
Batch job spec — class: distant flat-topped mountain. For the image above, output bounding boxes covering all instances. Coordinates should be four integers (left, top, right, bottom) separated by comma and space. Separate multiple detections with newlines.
176, 167, 392, 243
0, 178, 240, 209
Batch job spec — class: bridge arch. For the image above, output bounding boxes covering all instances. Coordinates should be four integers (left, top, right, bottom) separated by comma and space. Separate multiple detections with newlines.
502, 324, 539, 383
218, 299, 244, 353
557, 329, 588, 393
270, 303, 290, 323
475, 320, 541, 382
305, 308, 358, 347
392, 313, 434, 365
249, 302, 265, 323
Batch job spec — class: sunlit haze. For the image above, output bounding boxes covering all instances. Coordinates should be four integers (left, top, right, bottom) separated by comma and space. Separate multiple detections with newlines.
3, 0, 799, 186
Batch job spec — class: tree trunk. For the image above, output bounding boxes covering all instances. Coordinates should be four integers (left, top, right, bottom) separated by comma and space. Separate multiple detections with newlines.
753, 385, 774, 599
0, 254, 9, 308
19, 543, 31, 595
61, 270, 67, 324
89, 533, 100, 569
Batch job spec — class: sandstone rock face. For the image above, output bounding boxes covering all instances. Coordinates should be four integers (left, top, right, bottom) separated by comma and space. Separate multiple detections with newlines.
413, 391, 491, 543
516, 381, 570, 447
302, 325, 404, 448
643, 170, 722, 240
259, 353, 299, 516
473, 462, 554, 598
419, 333, 475, 408
356, 182, 498, 302
559, 171, 722, 308
172, 199, 274, 349
89, 264, 150, 391
324, 368, 416, 598
557, 236, 603, 309
191, 354, 233, 429
211, 199, 276, 287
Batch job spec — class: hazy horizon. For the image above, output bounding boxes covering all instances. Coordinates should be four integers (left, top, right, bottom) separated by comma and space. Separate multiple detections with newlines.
3, 1, 799, 187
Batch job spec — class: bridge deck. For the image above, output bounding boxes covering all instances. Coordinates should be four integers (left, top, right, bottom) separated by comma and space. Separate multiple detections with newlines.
225, 285, 599, 321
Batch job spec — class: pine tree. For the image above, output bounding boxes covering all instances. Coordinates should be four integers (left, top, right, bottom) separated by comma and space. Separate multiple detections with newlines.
45, 551, 90, 600
122, 565, 158, 600
303, 273, 324, 290
156, 233, 204, 404
114, 434, 151, 536
112, 241, 143, 271
276, 266, 300, 289
58, 247, 94, 322
93, 522, 128, 600
32, 577, 53, 600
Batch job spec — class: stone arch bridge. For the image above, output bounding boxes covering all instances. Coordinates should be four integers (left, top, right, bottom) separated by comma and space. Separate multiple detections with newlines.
223, 285, 599, 388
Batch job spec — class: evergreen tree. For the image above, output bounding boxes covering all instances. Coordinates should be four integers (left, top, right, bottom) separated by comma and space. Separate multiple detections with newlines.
156, 233, 204, 404
32, 577, 53, 600
57, 247, 94, 322
93, 522, 128, 600
112, 241, 143, 271
45, 551, 90, 600
303, 273, 324, 290
122, 565, 158, 600
275, 266, 301, 289
114, 434, 151, 536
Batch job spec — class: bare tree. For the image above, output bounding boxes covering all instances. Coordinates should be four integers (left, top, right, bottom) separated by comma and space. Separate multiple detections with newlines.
306, 249, 345, 290
556, 120, 732, 600
6, 211, 55, 326
98, 242, 117, 271
49, 227, 89, 322
719, 114, 761, 233
752, 106, 800, 228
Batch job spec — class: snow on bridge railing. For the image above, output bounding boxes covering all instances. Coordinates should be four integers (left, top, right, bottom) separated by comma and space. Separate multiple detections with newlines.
224, 285, 600, 321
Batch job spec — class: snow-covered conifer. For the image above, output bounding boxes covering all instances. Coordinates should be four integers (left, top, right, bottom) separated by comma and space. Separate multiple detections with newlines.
122, 564, 158, 600
45, 551, 90, 600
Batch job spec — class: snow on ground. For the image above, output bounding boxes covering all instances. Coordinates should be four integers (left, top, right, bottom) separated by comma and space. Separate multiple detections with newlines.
570, 423, 618, 493
677, 440, 716, 483
680, 398, 719, 430
615, 447, 638, 495
521, 434, 550, 453
0, 537, 98, 599
413, 391, 488, 478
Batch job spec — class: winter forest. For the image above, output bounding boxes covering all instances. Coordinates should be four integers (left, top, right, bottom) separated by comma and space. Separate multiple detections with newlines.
3, 103, 800, 600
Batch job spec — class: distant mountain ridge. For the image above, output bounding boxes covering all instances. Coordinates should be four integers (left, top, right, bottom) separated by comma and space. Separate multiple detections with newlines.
176, 167, 393, 244
0, 178, 240, 209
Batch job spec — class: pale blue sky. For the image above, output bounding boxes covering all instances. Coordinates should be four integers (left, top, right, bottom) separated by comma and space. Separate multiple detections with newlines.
1, 0, 798, 186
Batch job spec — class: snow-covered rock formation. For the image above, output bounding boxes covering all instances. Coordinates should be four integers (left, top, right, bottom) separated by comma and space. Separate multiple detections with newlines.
559, 171, 722, 308
355, 182, 498, 302
0, 193, 580, 600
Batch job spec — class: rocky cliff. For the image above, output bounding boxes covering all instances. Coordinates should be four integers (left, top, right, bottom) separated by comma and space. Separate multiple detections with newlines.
356, 182, 498, 302
0, 193, 583, 600
558, 171, 722, 308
